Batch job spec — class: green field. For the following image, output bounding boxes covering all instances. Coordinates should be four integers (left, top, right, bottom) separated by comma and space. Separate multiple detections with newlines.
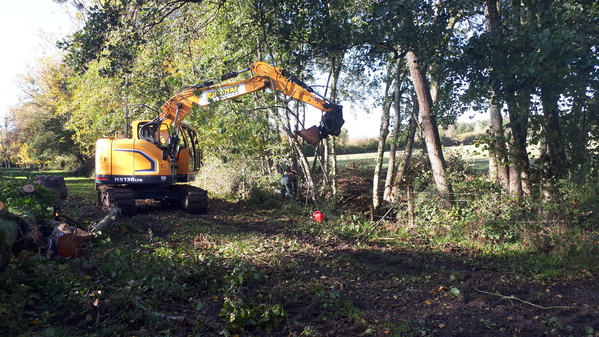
0, 168, 97, 200
332, 145, 491, 172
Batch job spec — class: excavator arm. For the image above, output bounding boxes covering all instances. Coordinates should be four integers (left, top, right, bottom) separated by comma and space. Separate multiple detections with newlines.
153, 62, 344, 146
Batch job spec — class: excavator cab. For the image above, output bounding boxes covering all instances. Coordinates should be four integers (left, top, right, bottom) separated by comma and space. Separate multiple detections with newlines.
136, 121, 169, 146
133, 120, 201, 180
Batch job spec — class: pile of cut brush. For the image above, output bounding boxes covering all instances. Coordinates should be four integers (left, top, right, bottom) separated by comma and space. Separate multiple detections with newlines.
0, 176, 118, 272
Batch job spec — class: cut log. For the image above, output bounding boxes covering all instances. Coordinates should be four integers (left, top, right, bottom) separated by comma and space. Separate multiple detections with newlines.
90, 208, 120, 233
21, 184, 37, 195
48, 223, 91, 259
34, 176, 68, 199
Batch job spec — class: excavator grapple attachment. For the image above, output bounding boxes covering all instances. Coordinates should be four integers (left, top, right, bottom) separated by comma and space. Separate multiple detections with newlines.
297, 126, 321, 146
296, 104, 344, 146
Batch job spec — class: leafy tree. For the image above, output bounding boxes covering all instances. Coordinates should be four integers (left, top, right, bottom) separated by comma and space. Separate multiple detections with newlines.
9, 59, 82, 170
461, 0, 599, 196
362, 0, 484, 205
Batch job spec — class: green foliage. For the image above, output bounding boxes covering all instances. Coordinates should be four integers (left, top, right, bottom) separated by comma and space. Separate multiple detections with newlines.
0, 175, 58, 223
389, 150, 599, 270
333, 214, 379, 241
221, 297, 286, 334
198, 154, 284, 201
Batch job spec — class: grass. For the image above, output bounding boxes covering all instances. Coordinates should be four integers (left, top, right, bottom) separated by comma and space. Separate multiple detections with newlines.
330, 145, 490, 172
0, 167, 96, 200
333, 144, 540, 173
0, 156, 597, 336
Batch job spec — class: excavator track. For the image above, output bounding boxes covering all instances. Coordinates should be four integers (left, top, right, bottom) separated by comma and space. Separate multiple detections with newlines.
99, 186, 136, 216
177, 185, 208, 214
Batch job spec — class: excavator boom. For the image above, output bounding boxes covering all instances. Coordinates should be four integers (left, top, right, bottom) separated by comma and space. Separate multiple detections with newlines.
156, 62, 344, 144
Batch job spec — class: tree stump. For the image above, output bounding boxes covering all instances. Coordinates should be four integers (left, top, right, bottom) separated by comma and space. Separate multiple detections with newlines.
21, 184, 37, 195
34, 176, 68, 199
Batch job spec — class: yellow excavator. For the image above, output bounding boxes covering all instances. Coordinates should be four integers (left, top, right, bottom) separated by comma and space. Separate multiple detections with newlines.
95, 62, 344, 215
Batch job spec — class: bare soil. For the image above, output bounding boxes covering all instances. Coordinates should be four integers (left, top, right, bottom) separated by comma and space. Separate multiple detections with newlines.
109, 196, 599, 337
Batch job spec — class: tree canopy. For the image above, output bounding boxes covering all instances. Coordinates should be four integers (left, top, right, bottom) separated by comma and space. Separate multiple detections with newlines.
4, 0, 597, 193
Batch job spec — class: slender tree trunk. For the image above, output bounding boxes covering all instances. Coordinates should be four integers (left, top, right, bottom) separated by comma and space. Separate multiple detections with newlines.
384, 59, 405, 202
485, 0, 510, 190
274, 108, 317, 201
329, 138, 338, 196
568, 82, 590, 175
406, 49, 453, 206
373, 59, 400, 212
488, 99, 510, 189
537, 0, 566, 184
327, 56, 344, 197
383, 98, 401, 201
372, 96, 392, 212
506, 93, 530, 198
540, 83, 567, 184
392, 98, 419, 201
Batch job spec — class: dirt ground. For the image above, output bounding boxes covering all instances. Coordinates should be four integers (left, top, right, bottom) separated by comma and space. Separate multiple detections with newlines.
22, 166, 593, 337
99, 194, 598, 337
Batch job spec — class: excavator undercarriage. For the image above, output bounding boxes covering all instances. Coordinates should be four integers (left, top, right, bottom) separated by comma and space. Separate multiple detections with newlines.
98, 185, 208, 215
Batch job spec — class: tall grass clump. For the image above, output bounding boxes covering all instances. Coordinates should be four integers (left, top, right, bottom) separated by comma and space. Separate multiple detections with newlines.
391, 153, 599, 270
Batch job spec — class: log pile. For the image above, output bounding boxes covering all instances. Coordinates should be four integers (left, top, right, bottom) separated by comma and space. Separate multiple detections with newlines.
0, 176, 120, 272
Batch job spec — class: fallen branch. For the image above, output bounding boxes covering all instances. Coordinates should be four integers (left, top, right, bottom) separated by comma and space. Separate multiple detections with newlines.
90, 208, 120, 234
55, 211, 87, 231
474, 288, 574, 310
133, 297, 188, 323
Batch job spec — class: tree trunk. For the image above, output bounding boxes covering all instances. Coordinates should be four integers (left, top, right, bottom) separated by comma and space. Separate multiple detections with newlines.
506, 93, 531, 197
384, 59, 405, 202
373, 58, 401, 212
274, 108, 318, 202
540, 83, 567, 185
372, 96, 392, 212
323, 54, 344, 198
383, 99, 401, 201
485, 0, 510, 190
392, 97, 419, 202
329, 137, 338, 196
406, 49, 453, 206
488, 98, 510, 189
